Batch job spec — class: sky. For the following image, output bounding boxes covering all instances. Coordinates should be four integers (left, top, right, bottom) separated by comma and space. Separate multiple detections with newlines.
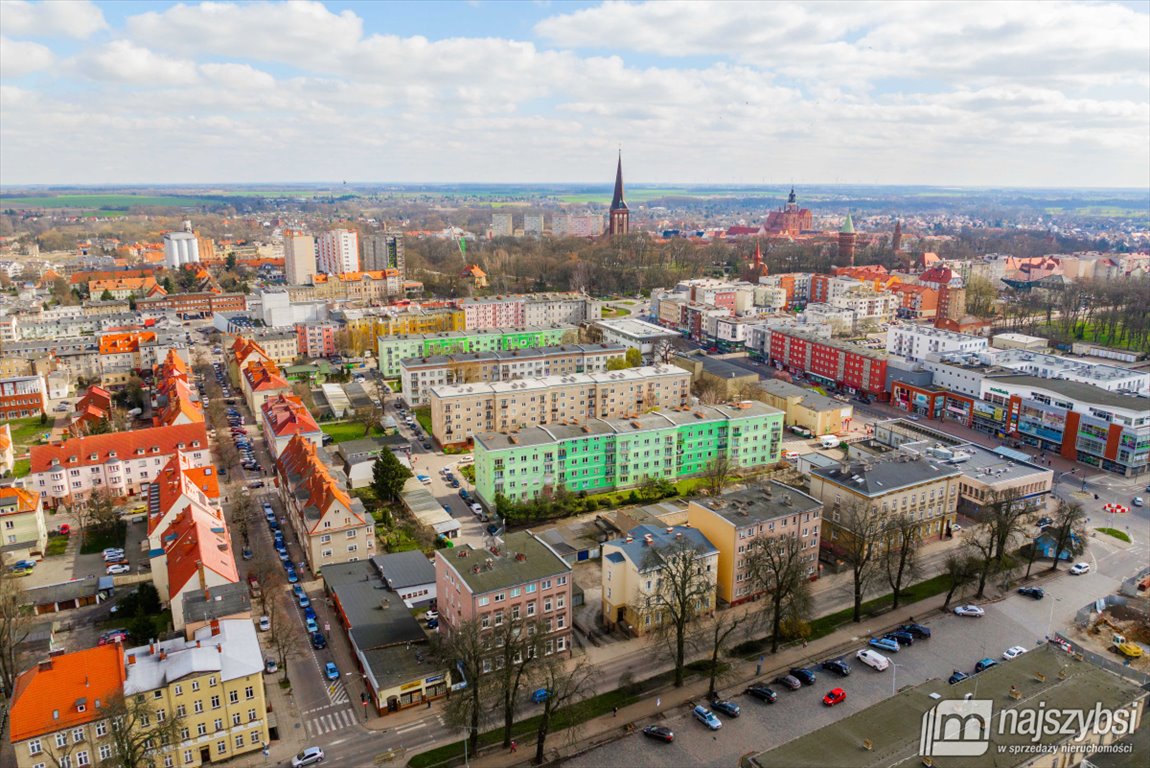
1, 0, 1148, 188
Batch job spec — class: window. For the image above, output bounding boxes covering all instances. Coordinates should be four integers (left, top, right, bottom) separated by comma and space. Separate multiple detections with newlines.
28, 739, 42, 755
75, 751, 90, 767
73, 728, 85, 743
247, 709, 257, 722
175, 704, 186, 718
235, 734, 245, 749
229, 690, 239, 704
184, 750, 193, 764
244, 686, 254, 700
478, 597, 489, 607
191, 681, 200, 692
56, 733, 67, 748
180, 728, 189, 741
213, 719, 223, 732
162, 756, 173, 768
320, 534, 331, 543
232, 713, 242, 726
210, 695, 220, 709
494, 593, 505, 603
174, 685, 182, 696
193, 701, 203, 714
95, 722, 107, 737
197, 724, 207, 737
100, 745, 113, 761
154, 690, 164, 699
209, 676, 217, 687
217, 741, 227, 755
157, 709, 166, 722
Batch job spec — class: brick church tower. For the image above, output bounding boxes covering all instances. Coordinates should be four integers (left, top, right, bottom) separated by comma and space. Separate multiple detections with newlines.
838, 213, 857, 266
608, 152, 629, 237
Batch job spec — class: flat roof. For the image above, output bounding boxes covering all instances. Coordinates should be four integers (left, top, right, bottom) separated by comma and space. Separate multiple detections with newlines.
812, 454, 961, 496
324, 560, 427, 651
400, 343, 625, 368
593, 317, 678, 340
758, 378, 847, 413
752, 644, 1147, 768
689, 481, 822, 525
377, 325, 576, 343
371, 550, 436, 590
440, 531, 570, 595
428, 365, 688, 399
986, 374, 1148, 411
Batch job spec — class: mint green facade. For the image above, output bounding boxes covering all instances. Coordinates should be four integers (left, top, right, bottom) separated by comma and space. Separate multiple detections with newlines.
474, 407, 784, 507
378, 326, 573, 376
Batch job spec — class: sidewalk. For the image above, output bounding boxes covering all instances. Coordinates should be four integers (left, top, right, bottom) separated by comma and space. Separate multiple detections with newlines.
463, 590, 965, 768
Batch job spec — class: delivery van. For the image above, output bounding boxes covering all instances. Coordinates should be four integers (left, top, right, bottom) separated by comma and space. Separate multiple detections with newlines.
819, 435, 840, 449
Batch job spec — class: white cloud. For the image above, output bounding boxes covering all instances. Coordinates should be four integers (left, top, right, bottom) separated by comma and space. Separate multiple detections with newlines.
0, 36, 54, 77
78, 41, 199, 85
199, 62, 276, 91
0, 0, 107, 39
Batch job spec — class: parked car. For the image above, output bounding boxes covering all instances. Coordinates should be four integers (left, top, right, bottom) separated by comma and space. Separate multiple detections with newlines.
708, 696, 740, 718
856, 649, 890, 671
291, 747, 325, 767
298, 594, 311, 609
427, 618, 439, 630
1069, 562, 1091, 575
98, 629, 128, 645
106, 563, 131, 575
324, 662, 339, 681
242, 548, 253, 560
1018, 586, 1045, 600
416, 474, 431, 485
948, 670, 969, 685
885, 630, 915, 646
820, 659, 851, 677
311, 632, 326, 650
789, 668, 816, 686
774, 674, 802, 690
265, 658, 279, 674
692, 705, 722, 730
822, 688, 847, 706
286, 568, 298, 584
292, 584, 305, 600
1003, 646, 1028, 661
953, 604, 985, 617
744, 683, 778, 703
258, 616, 270, 632
974, 658, 998, 674
102, 547, 125, 559
305, 617, 318, 634
641, 725, 674, 743
899, 623, 932, 639
304, 607, 317, 621
868, 636, 900, 653
424, 610, 439, 622
470, 503, 485, 517
531, 688, 550, 703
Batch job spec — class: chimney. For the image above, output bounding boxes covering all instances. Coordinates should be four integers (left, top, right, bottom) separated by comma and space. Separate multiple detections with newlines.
210, 619, 220, 636
38, 660, 53, 672
159, 650, 167, 661
217, 644, 223, 654
625, 535, 634, 544
666, 527, 673, 534
149, 643, 155, 655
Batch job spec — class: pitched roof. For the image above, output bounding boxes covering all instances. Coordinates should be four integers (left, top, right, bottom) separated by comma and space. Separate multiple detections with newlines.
0, 423, 11, 453
89, 276, 160, 294
230, 336, 272, 370
839, 213, 855, 234
98, 331, 156, 355
243, 360, 291, 393
9, 644, 126, 742
0, 486, 41, 515
160, 504, 238, 598
276, 434, 366, 533
147, 453, 217, 536
610, 152, 628, 212
261, 394, 321, 437
31, 422, 209, 475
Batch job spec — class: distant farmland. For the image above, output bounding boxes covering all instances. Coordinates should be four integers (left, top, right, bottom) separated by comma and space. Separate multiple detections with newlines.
0, 194, 227, 210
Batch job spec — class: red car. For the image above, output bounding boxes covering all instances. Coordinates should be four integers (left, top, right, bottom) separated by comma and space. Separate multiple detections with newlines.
823, 688, 847, 707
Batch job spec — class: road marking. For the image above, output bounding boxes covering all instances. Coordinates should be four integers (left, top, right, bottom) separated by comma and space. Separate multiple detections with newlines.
394, 721, 428, 735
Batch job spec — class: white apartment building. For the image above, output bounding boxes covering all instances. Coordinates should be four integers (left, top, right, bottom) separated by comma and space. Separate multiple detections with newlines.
317, 229, 359, 274
163, 231, 200, 268
284, 231, 317, 286
887, 325, 989, 362
553, 214, 604, 238
491, 213, 514, 237
829, 287, 897, 327
923, 348, 1149, 397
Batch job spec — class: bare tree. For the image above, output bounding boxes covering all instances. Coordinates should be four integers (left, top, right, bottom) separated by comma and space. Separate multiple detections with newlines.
638, 534, 716, 687
983, 488, 1032, 567
265, 597, 302, 683
1047, 499, 1088, 572
231, 493, 253, 548
100, 692, 185, 768
941, 551, 980, 609
529, 655, 596, 766
745, 533, 811, 653
353, 405, 380, 437
0, 567, 33, 697
835, 501, 884, 623
492, 617, 543, 748
249, 554, 282, 616
652, 338, 676, 365
964, 526, 1000, 600
702, 454, 732, 497
882, 511, 921, 611
693, 376, 728, 405
700, 608, 755, 696
433, 618, 489, 755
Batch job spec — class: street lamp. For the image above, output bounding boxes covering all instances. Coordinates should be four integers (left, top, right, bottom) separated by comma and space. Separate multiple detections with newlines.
891, 662, 904, 696
1045, 597, 1062, 642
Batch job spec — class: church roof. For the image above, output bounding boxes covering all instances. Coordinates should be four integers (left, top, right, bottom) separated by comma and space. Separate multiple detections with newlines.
840, 213, 855, 234
610, 153, 628, 212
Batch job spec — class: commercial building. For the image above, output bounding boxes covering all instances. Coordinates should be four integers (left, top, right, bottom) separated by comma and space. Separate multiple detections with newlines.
324, 560, 447, 715
163, 230, 200, 268
600, 524, 718, 635
399, 344, 627, 407
922, 347, 1148, 397
136, 292, 246, 318
317, 229, 359, 274
260, 394, 322, 459
29, 422, 211, 508
809, 454, 962, 556
377, 326, 576, 378
275, 434, 374, 571
0, 487, 47, 566
0, 375, 46, 420
435, 530, 575, 658
686, 482, 822, 605
283, 231, 317, 286
473, 401, 784, 506
755, 378, 853, 435
763, 328, 889, 398
991, 332, 1049, 351
886, 324, 988, 362
429, 365, 692, 446
592, 318, 679, 361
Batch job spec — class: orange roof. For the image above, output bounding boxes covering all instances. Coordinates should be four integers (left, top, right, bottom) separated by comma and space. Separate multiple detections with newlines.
9, 644, 126, 742
31, 422, 209, 475
71, 268, 156, 285
160, 505, 238, 599
0, 486, 40, 514
312, 270, 399, 284
90, 276, 160, 294
147, 453, 218, 536
261, 394, 320, 438
0, 423, 11, 453
243, 360, 290, 393
98, 331, 156, 355
464, 264, 486, 278
158, 380, 204, 427
276, 435, 363, 534
183, 466, 221, 500
231, 336, 272, 370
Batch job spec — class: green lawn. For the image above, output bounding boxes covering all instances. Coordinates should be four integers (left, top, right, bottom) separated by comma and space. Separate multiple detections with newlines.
44, 535, 69, 557
413, 407, 433, 435
1096, 527, 1132, 543
12, 458, 31, 478
0, 194, 225, 209
320, 421, 382, 443
8, 416, 48, 448
601, 306, 631, 318
79, 522, 127, 555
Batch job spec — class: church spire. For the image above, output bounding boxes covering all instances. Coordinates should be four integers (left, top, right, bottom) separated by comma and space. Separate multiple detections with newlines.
608, 151, 630, 237
611, 151, 627, 212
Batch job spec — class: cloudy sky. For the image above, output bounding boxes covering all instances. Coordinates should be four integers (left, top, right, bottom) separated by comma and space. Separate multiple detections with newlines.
1, 0, 1148, 187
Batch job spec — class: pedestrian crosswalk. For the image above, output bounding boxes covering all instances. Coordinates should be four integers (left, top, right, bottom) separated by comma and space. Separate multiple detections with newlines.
304, 707, 357, 737
327, 679, 349, 705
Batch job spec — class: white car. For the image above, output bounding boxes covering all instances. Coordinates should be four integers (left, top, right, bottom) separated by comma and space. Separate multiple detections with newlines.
292, 747, 325, 767
856, 648, 890, 671
954, 604, 985, 618
1069, 562, 1091, 575
1003, 646, 1028, 660
470, 503, 484, 516
258, 616, 271, 632
106, 563, 131, 575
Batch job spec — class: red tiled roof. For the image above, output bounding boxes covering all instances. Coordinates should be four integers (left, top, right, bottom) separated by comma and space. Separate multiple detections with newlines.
147, 453, 217, 536
157, 380, 204, 427
276, 435, 364, 534
231, 336, 272, 370
0, 486, 40, 515
243, 360, 290, 392
261, 394, 320, 438
98, 331, 157, 355
160, 505, 238, 599
9, 645, 126, 742
31, 423, 209, 475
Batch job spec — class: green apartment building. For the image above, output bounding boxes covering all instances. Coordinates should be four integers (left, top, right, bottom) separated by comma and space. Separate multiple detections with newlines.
377, 325, 576, 377
473, 401, 784, 506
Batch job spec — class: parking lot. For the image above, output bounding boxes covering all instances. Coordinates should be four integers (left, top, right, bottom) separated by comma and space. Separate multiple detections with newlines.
568, 578, 1108, 768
